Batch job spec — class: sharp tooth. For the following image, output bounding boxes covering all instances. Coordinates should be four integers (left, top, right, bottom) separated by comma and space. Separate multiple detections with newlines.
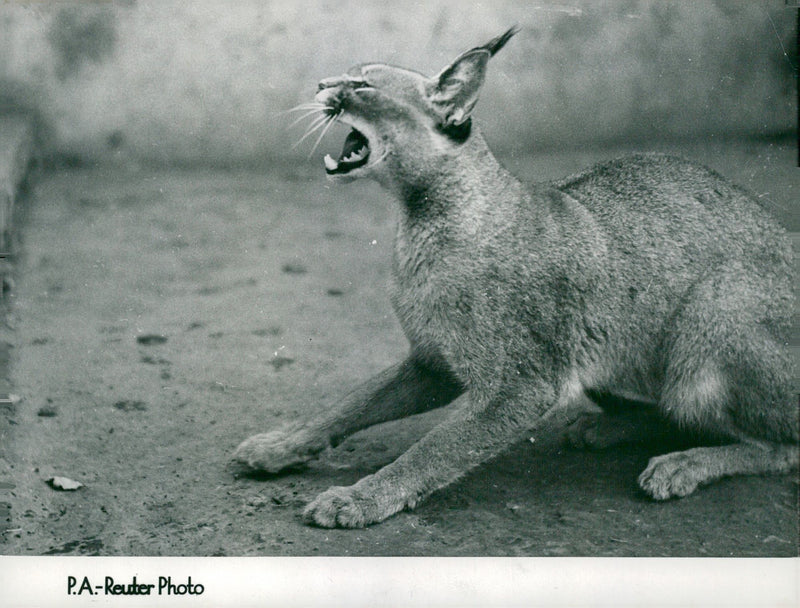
343, 150, 365, 163
324, 154, 338, 171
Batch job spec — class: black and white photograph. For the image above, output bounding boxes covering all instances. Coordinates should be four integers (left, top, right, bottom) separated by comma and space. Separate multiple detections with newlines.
0, 1, 797, 606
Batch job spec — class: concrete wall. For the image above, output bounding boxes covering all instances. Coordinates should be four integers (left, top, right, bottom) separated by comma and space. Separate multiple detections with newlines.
0, 0, 796, 166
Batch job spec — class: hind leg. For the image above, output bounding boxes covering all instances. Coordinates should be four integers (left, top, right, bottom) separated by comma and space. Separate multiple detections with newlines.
639, 441, 798, 499
638, 271, 798, 500
567, 392, 673, 450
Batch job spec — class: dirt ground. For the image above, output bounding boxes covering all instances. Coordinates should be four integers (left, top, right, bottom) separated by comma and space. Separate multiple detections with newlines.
0, 137, 797, 557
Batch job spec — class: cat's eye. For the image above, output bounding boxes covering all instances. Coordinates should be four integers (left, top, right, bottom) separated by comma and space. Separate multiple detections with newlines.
318, 75, 374, 92
351, 77, 375, 92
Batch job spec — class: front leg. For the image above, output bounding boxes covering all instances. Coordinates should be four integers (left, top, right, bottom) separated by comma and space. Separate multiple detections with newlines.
233, 355, 463, 472
304, 383, 554, 527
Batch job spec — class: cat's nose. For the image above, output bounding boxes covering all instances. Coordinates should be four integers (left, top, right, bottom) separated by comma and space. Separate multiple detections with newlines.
316, 75, 353, 104
315, 85, 337, 105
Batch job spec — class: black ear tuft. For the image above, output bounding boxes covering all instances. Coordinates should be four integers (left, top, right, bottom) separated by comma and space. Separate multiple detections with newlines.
428, 26, 520, 129
483, 26, 520, 57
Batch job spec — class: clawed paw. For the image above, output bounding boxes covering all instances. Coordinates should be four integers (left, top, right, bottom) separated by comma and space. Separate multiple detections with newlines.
638, 450, 707, 500
303, 479, 408, 528
566, 413, 603, 449
233, 427, 326, 473
566, 413, 628, 450
303, 485, 379, 528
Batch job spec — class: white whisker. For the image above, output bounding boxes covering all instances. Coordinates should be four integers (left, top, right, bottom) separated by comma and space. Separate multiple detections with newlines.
308, 111, 341, 158
298, 113, 330, 134
288, 108, 326, 128
278, 103, 326, 115
302, 113, 331, 135
291, 114, 332, 150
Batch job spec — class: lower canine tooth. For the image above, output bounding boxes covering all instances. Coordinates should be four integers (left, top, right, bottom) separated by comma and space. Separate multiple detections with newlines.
343, 150, 365, 163
324, 154, 338, 171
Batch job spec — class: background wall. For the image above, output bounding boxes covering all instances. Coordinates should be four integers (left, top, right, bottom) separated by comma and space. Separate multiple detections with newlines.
0, 0, 796, 166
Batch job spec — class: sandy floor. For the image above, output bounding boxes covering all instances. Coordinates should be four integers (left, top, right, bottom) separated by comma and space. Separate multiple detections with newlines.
0, 138, 797, 556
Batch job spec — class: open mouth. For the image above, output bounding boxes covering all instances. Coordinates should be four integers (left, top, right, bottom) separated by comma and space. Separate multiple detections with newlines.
324, 128, 371, 175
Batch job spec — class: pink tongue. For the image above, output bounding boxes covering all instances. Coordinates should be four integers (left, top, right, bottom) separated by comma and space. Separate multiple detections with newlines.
339, 129, 368, 160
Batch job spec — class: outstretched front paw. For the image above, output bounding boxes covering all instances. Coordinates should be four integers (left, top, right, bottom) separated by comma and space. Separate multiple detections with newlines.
638, 450, 706, 500
233, 426, 326, 473
303, 479, 408, 528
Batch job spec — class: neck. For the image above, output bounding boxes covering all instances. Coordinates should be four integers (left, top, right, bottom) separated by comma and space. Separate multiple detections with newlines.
393, 129, 520, 221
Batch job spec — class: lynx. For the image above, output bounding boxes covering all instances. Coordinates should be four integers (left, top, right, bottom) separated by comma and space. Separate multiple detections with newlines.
235, 28, 798, 528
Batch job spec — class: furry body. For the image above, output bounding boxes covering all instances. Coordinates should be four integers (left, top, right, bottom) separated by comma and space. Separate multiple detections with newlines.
234, 29, 797, 527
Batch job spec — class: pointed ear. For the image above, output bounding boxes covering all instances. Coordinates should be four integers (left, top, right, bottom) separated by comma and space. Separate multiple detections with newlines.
428, 26, 519, 127
429, 49, 491, 127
